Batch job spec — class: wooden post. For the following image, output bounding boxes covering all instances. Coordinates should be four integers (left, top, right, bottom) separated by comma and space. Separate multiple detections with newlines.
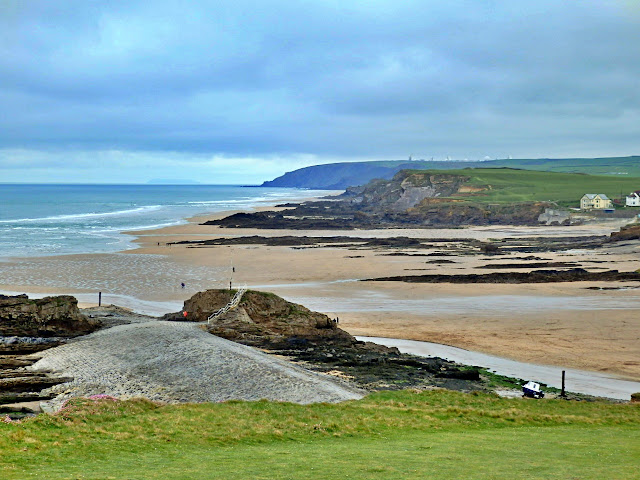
561, 370, 566, 397
98, 292, 102, 307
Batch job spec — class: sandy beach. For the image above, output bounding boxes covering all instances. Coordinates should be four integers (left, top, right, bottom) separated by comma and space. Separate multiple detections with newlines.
2, 203, 639, 381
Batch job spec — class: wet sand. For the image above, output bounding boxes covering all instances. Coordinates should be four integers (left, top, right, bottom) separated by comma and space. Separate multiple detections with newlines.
1, 208, 639, 381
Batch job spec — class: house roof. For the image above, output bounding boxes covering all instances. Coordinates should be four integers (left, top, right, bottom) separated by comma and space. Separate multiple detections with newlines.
583, 193, 610, 200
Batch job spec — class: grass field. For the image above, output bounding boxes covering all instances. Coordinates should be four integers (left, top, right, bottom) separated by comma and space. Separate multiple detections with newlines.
412, 168, 640, 207
2, 390, 638, 479
489, 156, 640, 178
385, 156, 640, 177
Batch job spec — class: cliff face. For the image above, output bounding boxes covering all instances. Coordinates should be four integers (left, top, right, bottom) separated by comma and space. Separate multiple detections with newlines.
0, 295, 99, 337
165, 289, 354, 348
261, 162, 402, 189
259, 160, 476, 189
352, 171, 471, 211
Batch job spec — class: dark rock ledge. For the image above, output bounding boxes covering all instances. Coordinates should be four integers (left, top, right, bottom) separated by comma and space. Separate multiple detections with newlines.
364, 268, 640, 284
0, 295, 101, 413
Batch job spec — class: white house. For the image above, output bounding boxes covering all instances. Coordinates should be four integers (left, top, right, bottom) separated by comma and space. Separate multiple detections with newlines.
580, 193, 613, 210
626, 191, 640, 207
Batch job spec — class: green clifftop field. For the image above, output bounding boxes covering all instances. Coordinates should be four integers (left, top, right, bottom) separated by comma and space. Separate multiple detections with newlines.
261, 156, 640, 189
1, 390, 638, 479
397, 168, 640, 207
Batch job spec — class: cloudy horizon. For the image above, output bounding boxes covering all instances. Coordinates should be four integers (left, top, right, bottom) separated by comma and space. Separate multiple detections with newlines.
1, 1, 639, 184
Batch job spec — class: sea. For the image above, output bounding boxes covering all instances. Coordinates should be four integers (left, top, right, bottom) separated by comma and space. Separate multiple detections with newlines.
0, 184, 334, 260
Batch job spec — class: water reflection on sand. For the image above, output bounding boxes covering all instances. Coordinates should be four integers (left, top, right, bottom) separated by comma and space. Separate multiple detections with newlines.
286, 291, 640, 316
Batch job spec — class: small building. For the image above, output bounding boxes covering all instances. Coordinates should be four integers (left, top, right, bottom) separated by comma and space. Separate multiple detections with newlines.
580, 193, 613, 210
626, 191, 640, 207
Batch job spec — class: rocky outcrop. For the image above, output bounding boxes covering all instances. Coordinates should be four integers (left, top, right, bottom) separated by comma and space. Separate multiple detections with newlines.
171, 235, 426, 249
354, 171, 471, 212
208, 169, 551, 229
0, 294, 99, 337
207, 210, 358, 230
164, 289, 355, 348
609, 224, 640, 242
0, 295, 99, 410
538, 208, 572, 225
162, 289, 492, 393
406, 200, 548, 226
365, 268, 640, 284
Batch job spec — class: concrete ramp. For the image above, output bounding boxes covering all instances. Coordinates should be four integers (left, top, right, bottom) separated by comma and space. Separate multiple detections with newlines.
31, 321, 364, 410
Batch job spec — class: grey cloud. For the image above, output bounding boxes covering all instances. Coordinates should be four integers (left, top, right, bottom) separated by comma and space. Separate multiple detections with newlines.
1, 0, 639, 180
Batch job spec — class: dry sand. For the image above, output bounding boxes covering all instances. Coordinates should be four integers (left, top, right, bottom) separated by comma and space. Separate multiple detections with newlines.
2, 206, 639, 381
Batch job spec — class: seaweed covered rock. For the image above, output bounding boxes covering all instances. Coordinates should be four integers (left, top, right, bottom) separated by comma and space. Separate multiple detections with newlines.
0, 295, 99, 337
164, 289, 355, 348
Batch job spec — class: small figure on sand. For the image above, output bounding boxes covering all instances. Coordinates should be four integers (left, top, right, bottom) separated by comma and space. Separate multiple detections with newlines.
181, 282, 185, 289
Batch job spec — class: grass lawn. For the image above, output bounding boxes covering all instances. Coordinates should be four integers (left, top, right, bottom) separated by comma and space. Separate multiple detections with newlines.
2, 390, 638, 479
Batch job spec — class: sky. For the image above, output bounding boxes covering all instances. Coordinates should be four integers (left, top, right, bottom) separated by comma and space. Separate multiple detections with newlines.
1, 0, 639, 184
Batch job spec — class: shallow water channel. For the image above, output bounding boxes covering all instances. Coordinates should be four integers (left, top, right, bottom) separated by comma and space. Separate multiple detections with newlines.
357, 336, 640, 401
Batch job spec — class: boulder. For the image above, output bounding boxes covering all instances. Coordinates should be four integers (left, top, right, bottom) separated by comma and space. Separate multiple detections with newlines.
0, 295, 100, 337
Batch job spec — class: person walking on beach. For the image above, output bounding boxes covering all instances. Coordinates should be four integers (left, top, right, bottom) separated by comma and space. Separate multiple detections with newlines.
181, 282, 185, 289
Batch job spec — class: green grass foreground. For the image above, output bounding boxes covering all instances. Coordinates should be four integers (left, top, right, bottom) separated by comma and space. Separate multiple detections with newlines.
2, 390, 639, 479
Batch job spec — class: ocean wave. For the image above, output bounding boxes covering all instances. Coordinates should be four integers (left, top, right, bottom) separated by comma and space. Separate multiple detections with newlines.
186, 193, 311, 205
0, 205, 164, 224
0, 186, 314, 258
81, 220, 185, 234
186, 191, 335, 207
7, 226, 61, 231
187, 198, 255, 205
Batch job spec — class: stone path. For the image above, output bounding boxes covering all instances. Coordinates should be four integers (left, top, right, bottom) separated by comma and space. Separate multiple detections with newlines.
30, 319, 364, 410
